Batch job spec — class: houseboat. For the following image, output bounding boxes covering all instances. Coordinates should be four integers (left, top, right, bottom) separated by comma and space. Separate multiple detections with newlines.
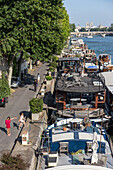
99, 54, 111, 66
86, 35, 93, 38
100, 72, 113, 118
39, 117, 113, 169
56, 57, 106, 118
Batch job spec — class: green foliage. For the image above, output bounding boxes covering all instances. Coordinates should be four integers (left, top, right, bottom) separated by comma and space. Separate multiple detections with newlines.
29, 98, 43, 114
79, 27, 87, 32
108, 26, 113, 31
52, 56, 58, 62
46, 76, 53, 81
50, 61, 57, 68
0, 153, 29, 170
90, 27, 107, 31
76, 54, 80, 58
49, 66, 55, 72
49, 55, 58, 72
0, 0, 70, 65
0, 73, 10, 98
70, 23, 76, 32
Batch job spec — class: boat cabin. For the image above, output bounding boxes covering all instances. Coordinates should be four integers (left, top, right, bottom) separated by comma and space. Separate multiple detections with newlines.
58, 57, 80, 73
100, 72, 113, 117
55, 71, 105, 118
99, 54, 111, 65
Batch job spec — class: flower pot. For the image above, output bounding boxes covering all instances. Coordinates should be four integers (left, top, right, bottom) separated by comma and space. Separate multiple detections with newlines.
46, 80, 52, 86
32, 112, 40, 121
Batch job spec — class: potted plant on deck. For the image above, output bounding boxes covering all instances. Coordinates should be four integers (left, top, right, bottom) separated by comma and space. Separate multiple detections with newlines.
29, 98, 43, 121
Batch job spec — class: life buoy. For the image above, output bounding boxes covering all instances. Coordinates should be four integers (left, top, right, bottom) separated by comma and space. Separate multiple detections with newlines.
83, 117, 89, 124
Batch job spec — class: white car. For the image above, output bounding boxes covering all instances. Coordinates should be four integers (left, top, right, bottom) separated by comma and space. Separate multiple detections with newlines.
11, 77, 20, 88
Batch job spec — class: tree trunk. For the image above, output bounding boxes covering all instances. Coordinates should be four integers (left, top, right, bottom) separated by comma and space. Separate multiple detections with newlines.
18, 51, 23, 81
29, 59, 33, 70
8, 63, 13, 87
7, 54, 16, 87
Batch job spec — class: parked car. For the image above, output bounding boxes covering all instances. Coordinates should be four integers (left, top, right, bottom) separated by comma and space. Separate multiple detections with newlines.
11, 77, 20, 88
0, 98, 5, 107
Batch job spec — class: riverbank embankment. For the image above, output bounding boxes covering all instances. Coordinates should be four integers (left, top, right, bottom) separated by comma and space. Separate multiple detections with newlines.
11, 70, 57, 170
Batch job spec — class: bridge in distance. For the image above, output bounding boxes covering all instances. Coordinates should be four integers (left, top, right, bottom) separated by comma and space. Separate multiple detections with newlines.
70, 31, 113, 36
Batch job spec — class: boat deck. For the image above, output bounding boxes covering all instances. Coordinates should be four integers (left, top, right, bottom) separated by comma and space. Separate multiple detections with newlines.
44, 152, 113, 169
58, 109, 105, 118
57, 154, 72, 166
41, 118, 113, 169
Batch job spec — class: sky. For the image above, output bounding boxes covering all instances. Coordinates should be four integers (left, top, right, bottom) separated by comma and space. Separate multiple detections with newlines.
63, 0, 113, 27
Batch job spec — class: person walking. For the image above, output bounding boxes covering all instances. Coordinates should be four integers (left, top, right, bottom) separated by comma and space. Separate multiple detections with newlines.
18, 113, 26, 129
37, 73, 40, 83
5, 116, 17, 136
33, 79, 38, 92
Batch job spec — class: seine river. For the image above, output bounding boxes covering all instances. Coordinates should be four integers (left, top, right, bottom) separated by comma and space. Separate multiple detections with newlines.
79, 35, 113, 138
81, 35, 113, 63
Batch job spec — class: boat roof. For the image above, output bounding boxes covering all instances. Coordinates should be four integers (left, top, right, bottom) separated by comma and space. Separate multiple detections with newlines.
48, 165, 112, 170
100, 72, 113, 86
59, 57, 80, 61
52, 131, 105, 143
87, 66, 98, 69
99, 54, 110, 56
56, 75, 104, 93
107, 86, 113, 94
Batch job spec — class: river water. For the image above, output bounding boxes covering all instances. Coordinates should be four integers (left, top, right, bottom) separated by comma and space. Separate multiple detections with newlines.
78, 35, 113, 138
80, 35, 113, 63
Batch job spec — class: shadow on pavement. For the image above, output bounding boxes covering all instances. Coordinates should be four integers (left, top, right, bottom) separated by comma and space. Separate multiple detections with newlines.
29, 88, 35, 92
19, 111, 31, 119
17, 136, 22, 144
23, 74, 35, 86
13, 122, 19, 130
0, 127, 7, 134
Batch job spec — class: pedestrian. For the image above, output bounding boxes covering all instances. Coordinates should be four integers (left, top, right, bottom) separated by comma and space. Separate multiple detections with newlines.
37, 73, 40, 83
5, 116, 17, 136
33, 79, 38, 92
18, 113, 26, 129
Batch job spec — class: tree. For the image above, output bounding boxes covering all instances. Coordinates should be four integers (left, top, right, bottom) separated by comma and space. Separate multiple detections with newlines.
0, 37, 19, 86
0, 0, 70, 85
79, 27, 87, 32
70, 23, 76, 32
108, 24, 113, 31
0, 73, 10, 98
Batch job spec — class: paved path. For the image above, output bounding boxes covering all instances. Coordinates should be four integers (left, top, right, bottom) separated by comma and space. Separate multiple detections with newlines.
0, 63, 48, 158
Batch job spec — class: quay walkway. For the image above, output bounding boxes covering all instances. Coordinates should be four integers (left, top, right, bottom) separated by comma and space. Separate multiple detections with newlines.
0, 63, 48, 164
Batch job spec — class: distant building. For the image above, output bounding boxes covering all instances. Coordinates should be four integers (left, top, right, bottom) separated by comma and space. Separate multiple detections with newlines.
76, 24, 81, 30
98, 24, 107, 29
99, 24, 103, 28
86, 22, 90, 29
90, 22, 93, 28
85, 22, 107, 30
85, 22, 94, 30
